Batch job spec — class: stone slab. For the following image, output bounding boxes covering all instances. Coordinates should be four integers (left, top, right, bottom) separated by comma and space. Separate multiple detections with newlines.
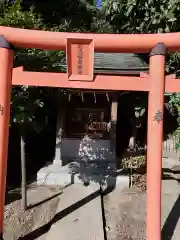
162, 157, 180, 169
161, 193, 180, 240
162, 179, 180, 195
46, 184, 104, 240
37, 163, 129, 188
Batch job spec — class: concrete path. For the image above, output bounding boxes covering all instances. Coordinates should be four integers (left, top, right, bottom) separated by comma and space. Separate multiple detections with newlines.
46, 184, 104, 240
162, 193, 180, 240
36, 157, 180, 240
161, 158, 180, 239
162, 157, 180, 170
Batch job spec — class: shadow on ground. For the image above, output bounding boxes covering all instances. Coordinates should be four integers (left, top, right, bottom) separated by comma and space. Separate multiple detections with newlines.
162, 195, 180, 240
18, 175, 118, 240
18, 189, 103, 239
5, 185, 62, 210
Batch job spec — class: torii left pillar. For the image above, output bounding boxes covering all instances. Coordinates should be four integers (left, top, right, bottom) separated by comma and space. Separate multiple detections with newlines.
0, 36, 14, 239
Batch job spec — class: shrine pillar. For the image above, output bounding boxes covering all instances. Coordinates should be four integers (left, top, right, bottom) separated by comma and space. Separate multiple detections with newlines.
53, 109, 65, 166
0, 36, 14, 239
110, 93, 118, 167
146, 43, 166, 240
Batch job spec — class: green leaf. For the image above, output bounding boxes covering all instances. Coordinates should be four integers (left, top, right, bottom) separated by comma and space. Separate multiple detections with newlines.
176, 142, 180, 150
126, 5, 134, 17
140, 108, 146, 117
167, 17, 177, 22
135, 111, 140, 118
166, 10, 175, 19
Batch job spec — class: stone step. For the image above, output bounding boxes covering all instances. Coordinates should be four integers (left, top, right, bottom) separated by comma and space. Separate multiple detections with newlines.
46, 184, 104, 240
37, 163, 129, 188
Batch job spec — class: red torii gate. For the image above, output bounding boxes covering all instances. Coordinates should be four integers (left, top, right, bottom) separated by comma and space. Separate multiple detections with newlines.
0, 27, 180, 240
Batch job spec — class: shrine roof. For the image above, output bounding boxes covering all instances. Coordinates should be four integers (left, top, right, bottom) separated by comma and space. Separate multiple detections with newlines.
16, 51, 149, 74
93, 53, 148, 74
60, 53, 149, 75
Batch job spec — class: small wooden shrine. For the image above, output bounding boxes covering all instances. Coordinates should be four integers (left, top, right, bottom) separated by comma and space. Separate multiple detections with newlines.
52, 53, 148, 165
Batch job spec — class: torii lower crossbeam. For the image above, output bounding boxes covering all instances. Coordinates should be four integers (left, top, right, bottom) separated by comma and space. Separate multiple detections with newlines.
12, 67, 179, 93
1, 27, 180, 240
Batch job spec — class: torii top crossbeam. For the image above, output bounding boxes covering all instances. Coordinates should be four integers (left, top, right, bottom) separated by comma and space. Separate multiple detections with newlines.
1, 26, 180, 52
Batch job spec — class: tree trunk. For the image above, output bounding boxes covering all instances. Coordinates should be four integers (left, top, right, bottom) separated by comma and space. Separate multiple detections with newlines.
20, 129, 27, 210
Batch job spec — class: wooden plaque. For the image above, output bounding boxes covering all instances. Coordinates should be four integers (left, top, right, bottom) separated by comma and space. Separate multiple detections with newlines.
66, 37, 94, 81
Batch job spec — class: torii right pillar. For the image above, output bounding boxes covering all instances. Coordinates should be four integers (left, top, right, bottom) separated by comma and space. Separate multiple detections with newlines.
146, 42, 167, 240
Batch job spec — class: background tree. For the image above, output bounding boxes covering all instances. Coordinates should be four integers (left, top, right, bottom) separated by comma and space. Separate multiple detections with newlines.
104, 0, 180, 34
1, 0, 108, 208
0, 0, 66, 209
104, 0, 180, 150
4, 0, 180, 197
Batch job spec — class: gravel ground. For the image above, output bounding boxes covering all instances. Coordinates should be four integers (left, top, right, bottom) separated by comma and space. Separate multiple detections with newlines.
3, 167, 179, 240
4, 175, 147, 240
104, 185, 146, 240
4, 185, 61, 240
4, 181, 146, 240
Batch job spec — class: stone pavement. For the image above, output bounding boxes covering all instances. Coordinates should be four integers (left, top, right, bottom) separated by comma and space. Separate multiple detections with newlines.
161, 193, 180, 240
46, 184, 104, 240
161, 158, 180, 240
35, 157, 180, 240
